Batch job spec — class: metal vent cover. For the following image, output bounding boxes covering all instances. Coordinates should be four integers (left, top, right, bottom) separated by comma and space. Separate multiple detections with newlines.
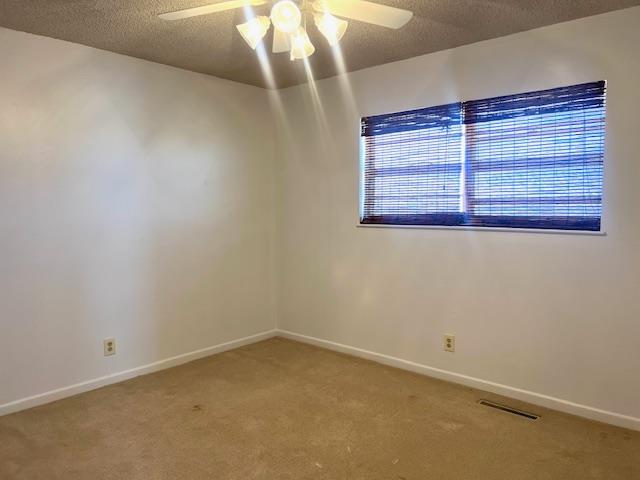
478, 399, 540, 420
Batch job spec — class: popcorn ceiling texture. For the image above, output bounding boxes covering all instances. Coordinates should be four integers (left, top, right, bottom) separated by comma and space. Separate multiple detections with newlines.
0, 0, 638, 88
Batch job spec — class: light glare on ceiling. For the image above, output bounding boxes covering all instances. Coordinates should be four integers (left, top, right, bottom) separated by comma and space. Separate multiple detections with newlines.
271, 0, 302, 34
314, 12, 348, 46
236, 16, 271, 49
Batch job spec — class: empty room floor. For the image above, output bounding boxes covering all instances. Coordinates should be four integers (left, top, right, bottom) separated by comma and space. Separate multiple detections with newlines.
1, 338, 638, 480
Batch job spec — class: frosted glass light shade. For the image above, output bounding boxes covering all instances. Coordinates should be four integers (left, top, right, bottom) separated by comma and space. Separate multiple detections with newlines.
290, 28, 315, 61
236, 16, 271, 49
271, 0, 302, 34
314, 12, 348, 46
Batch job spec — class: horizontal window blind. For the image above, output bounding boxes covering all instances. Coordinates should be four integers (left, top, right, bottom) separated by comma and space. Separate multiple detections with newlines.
464, 81, 606, 231
360, 81, 606, 232
361, 103, 464, 225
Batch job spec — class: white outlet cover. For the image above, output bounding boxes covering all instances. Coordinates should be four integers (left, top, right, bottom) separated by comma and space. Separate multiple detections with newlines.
444, 334, 455, 353
103, 338, 116, 356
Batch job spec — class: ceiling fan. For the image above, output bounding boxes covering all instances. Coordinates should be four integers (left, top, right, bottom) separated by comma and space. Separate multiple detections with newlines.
159, 0, 413, 61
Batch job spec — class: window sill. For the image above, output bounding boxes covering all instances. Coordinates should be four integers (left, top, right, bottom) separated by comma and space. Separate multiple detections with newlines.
356, 223, 607, 236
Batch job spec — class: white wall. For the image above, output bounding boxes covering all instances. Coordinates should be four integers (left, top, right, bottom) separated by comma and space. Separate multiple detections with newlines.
0, 28, 277, 407
277, 8, 640, 423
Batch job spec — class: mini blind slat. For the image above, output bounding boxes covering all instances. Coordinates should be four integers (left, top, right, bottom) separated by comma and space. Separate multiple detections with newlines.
463, 82, 606, 125
361, 102, 462, 136
361, 81, 606, 231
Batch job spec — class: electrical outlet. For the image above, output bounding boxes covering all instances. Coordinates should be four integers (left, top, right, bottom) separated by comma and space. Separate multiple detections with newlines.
103, 338, 116, 356
444, 334, 455, 353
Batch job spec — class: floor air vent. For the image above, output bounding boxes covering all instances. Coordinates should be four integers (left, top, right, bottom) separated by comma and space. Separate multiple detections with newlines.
478, 400, 540, 420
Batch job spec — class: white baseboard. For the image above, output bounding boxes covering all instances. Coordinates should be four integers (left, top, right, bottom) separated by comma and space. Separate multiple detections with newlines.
277, 329, 640, 432
4, 327, 638, 432
0, 329, 278, 417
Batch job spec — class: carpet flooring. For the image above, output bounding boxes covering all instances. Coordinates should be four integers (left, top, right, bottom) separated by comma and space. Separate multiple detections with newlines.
1, 337, 638, 479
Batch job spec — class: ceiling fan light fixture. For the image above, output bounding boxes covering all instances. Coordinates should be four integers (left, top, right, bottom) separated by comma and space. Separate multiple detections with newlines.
314, 12, 348, 46
290, 27, 315, 61
236, 15, 271, 49
271, 0, 302, 34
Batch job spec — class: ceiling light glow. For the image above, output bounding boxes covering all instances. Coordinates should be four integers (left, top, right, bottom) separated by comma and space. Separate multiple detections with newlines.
290, 27, 315, 61
236, 16, 271, 49
314, 12, 348, 46
271, 0, 302, 34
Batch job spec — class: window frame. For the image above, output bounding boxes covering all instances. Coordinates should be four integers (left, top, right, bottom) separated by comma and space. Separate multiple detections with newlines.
358, 83, 607, 236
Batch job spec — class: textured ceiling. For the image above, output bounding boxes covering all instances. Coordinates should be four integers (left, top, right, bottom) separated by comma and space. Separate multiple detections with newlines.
1, 0, 638, 89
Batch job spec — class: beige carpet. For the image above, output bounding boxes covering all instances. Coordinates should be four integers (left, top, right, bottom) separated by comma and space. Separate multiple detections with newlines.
1, 337, 638, 479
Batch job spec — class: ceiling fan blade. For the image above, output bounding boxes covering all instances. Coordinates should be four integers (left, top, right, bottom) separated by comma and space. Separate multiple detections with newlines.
273, 29, 291, 53
159, 0, 267, 21
313, 0, 413, 29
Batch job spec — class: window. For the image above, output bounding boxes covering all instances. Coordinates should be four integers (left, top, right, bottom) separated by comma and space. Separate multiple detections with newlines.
360, 81, 606, 232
